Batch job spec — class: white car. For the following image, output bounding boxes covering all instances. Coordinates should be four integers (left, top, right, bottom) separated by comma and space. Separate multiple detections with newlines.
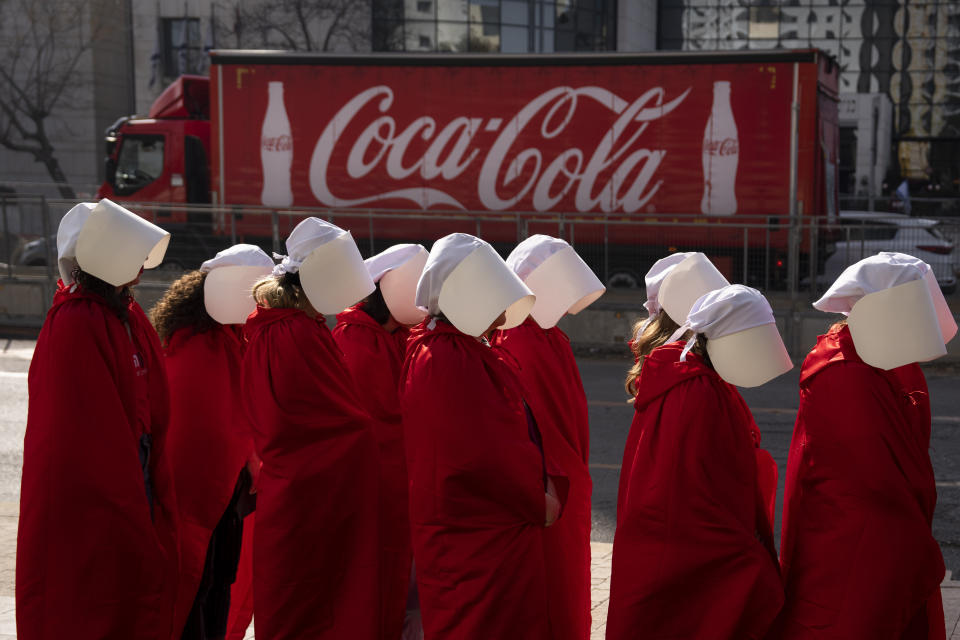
825, 211, 957, 294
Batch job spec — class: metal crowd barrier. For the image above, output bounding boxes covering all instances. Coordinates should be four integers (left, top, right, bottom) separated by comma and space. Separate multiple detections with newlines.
1, 194, 958, 307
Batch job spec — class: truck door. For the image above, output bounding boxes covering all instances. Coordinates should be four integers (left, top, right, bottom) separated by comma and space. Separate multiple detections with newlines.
111, 134, 168, 199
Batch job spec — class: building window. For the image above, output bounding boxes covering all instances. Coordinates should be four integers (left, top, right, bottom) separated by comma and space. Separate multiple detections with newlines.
372, 0, 615, 53
162, 17, 203, 78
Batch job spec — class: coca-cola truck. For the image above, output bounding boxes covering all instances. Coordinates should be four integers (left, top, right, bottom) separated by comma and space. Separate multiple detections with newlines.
98, 49, 839, 287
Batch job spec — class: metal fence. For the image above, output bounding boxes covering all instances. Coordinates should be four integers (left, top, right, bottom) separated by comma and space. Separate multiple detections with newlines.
1, 193, 958, 305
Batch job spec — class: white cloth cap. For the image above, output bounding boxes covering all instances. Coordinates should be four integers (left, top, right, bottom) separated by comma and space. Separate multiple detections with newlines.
273, 217, 342, 277
200, 243, 274, 272
506, 235, 605, 329
416, 233, 535, 337
368, 244, 429, 325
684, 284, 793, 387
814, 251, 957, 345
365, 244, 427, 282
201, 244, 275, 325
642, 252, 696, 317
658, 253, 730, 325
58, 199, 170, 286
283, 217, 375, 314
57, 202, 96, 284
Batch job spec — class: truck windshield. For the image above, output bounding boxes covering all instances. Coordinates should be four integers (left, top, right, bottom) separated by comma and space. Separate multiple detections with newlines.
114, 135, 164, 195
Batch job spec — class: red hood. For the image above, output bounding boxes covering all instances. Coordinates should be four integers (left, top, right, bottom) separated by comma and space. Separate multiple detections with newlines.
633, 341, 720, 410
336, 305, 382, 331
798, 323, 859, 387
244, 305, 324, 342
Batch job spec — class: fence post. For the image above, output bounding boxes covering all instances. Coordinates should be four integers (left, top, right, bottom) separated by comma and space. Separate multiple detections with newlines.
229, 206, 237, 246
808, 222, 818, 298
271, 210, 281, 254
603, 217, 609, 284
2, 195, 11, 279
742, 226, 749, 285
40, 195, 55, 285
764, 219, 771, 292
368, 214, 374, 256
475, 216, 482, 238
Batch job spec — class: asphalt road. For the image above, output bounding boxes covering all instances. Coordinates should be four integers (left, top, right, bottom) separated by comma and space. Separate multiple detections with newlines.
1, 340, 959, 575
581, 355, 960, 578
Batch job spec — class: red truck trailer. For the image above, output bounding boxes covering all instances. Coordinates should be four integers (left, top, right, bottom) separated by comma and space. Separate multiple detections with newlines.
98, 50, 838, 287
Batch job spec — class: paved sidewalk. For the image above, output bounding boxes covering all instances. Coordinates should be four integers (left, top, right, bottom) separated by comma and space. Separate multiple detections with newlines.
0, 537, 955, 638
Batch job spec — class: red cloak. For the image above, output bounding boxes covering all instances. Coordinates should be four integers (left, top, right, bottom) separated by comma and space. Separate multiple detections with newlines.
606, 341, 783, 640
773, 324, 945, 640
164, 324, 256, 635
242, 306, 380, 640
492, 318, 593, 640
400, 320, 558, 640
17, 282, 180, 639
332, 305, 412, 640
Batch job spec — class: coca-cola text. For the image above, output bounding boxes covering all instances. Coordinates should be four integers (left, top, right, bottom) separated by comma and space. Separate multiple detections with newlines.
308, 85, 691, 214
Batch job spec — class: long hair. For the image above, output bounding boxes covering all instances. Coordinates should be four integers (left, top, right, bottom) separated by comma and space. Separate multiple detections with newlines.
72, 268, 132, 323
625, 312, 682, 397
359, 283, 391, 325
624, 312, 712, 397
149, 270, 218, 346
251, 271, 308, 310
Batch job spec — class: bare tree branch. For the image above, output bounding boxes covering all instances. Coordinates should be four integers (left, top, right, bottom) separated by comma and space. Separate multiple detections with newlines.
0, 0, 112, 197
215, 0, 369, 54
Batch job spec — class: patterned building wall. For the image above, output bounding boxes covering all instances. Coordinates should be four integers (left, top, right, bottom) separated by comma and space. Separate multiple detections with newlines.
659, 0, 960, 191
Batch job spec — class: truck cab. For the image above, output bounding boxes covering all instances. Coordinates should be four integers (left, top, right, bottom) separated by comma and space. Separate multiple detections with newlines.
98, 75, 212, 216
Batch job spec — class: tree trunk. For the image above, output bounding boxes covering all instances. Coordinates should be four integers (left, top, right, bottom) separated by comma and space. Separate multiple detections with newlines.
39, 150, 76, 199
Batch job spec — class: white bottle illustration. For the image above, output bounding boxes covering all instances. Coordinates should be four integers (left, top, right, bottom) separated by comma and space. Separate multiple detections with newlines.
701, 81, 739, 216
261, 81, 294, 208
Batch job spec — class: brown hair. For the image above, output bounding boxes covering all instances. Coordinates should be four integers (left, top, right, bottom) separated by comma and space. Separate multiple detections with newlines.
149, 270, 218, 345
624, 311, 711, 396
251, 271, 309, 311
72, 268, 133, 323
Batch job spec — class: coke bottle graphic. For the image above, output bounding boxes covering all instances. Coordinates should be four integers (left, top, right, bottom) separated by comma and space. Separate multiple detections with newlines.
261, 81, 294, 208
701, 80, 739, 216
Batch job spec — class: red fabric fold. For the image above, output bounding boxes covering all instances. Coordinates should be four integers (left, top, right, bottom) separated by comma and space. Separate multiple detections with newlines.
164, 324, 256, 635
492, 319, 593, 640
607, 341, 783, 640
332, 305, 412, 640
242, 306, 380, 640
773, 324, 945, 640
17, 281, 180, 639
401, 319, 553, 640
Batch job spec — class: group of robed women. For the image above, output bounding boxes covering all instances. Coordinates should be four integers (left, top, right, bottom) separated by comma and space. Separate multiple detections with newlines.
14, 197, 956, 640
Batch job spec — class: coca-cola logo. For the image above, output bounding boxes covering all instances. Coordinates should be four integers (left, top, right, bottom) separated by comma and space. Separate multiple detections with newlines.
307, 85, 691, 214
263, 135, 293, 152
703, 138, 738, 156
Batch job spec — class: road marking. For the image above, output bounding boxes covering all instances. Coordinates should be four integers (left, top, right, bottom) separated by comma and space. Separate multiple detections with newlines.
0, 371, 26, 379
588, 401, 960, 425
936, 481, 960, 488
589, 463, 622, 470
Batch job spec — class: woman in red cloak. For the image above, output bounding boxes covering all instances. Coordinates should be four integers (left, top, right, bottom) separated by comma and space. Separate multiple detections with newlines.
607, 284, 789, 640
401, 233, 563, 640
773, 253, 955, 639
492, 235, 605, 640
151, 244, 273, 640
17, 199, 179, 639
332, 243, 428, 640
241, 217, 380, 640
